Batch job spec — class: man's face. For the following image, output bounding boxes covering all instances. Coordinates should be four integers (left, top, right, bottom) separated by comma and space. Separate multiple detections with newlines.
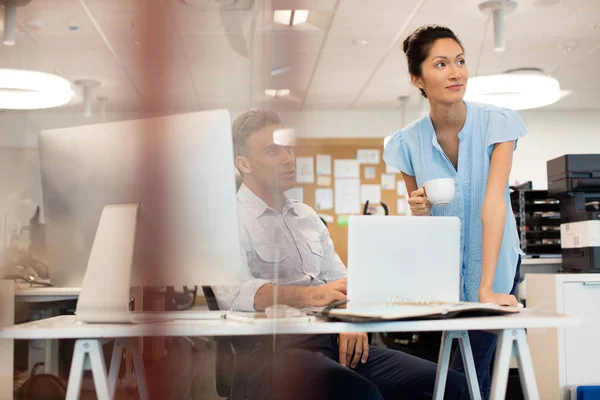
239, 123, 297, 191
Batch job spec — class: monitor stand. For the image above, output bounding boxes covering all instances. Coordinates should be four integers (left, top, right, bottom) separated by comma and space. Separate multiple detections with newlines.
75, 203, 226, 324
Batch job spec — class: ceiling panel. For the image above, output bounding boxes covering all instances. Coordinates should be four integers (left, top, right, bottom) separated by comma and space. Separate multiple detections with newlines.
40, 48, 116, 74
271, 0, 337, 12
172, 9, 252, 35
269, 50, 319, 88
304, 49, 387, 108
16, 0, 95, 34
1, 0, 599, 116
0, 32, 44, 69
126, 66, 197, 96
271, 29, 324, 52
83, 0, 164, 12
329, 7, 415, 35
403, 10, 482, 43
354, 50, 413, 107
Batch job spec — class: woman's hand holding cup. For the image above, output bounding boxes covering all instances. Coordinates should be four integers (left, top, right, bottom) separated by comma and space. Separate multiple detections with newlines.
408, 188, 432, 216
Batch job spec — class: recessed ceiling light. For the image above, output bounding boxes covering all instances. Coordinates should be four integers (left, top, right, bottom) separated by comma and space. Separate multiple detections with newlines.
352, 39, 368, 46
271, 66, 290, 76
265, 89, 290, 98
273, 10, 309, 26
0, 69, 74, 109
533, 0, 560, 6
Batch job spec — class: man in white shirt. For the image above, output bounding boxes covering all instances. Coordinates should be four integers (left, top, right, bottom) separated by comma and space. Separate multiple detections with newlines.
215, 109, 467, 400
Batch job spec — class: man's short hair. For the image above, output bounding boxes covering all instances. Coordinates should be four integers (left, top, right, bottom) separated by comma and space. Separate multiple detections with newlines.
232, 109, 281, 158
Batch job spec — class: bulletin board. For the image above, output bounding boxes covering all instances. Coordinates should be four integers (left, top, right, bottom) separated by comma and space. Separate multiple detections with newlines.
293, 138, 408, 267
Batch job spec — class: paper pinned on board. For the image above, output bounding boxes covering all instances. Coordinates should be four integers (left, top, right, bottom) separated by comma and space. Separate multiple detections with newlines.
317, 176, 332, 186
360, 184, 381, 204
334, 178, 360, 214
296, 157, 314, 183
397, 198, 407, 214
364, 166, 376, 180
397, 181, 407, 196
315, 188, 333, 210
357, 149, 380, 165
334, 160, 360, 178
316, 154, 332, 176
381, 174, 395, 190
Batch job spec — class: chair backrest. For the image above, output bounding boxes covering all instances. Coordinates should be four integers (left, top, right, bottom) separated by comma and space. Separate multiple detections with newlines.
201, 286, 220, 311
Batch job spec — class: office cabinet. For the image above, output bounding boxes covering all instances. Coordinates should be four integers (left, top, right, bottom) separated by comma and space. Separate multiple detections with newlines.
527, 274, 600, 400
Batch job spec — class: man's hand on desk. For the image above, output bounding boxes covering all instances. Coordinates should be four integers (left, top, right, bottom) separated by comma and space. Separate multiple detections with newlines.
253, 278, 347, 311
307, 278, 347, 307
338, 332, 369, 368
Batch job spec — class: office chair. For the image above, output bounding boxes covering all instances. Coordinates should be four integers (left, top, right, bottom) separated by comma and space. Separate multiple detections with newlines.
201, 286, 253, 400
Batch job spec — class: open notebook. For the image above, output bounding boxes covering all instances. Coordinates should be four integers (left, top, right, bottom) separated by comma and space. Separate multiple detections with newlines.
319, 301, 521, 323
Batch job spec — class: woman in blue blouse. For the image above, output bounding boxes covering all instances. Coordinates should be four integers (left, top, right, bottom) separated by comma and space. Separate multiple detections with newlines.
383, 25, 526, 399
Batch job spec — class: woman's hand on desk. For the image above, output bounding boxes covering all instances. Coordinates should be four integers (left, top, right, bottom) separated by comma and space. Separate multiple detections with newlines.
307, 279, 347, 307
478, 289, 518, 306
408, 188, 431, 216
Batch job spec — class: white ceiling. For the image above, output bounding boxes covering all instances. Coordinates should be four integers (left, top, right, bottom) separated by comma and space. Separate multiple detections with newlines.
0, 0, 599, 116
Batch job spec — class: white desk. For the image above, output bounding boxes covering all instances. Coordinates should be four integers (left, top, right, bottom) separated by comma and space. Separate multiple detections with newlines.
15, 286, 80, 303
14, 286, 81, 376
0, 309, 577, 400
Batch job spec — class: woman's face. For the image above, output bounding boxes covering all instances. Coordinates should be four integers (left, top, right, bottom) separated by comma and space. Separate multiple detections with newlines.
412, 38, 468, 106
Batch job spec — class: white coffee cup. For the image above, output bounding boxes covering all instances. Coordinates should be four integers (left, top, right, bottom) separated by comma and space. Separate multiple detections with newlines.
423, 178, 455, 206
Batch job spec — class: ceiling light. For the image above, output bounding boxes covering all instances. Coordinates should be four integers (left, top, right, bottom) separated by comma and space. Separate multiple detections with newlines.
533, 0, 560, 6
265, 89, 290, 98
271, 66, 290, 76
352, 39, 368, 46
2, 0, 31, 46
273, 10, 309, 26
0, 69, 74, 109
478, 0, 517, 52
464, 68, 561, 110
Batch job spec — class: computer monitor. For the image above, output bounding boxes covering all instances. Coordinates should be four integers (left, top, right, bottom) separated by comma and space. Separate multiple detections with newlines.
39, 110, 243, 321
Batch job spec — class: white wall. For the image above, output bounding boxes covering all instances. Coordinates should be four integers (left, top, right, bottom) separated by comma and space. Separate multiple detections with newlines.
0, 108, 598, 232
515, 111, 600, 190
0, 148, 43, 243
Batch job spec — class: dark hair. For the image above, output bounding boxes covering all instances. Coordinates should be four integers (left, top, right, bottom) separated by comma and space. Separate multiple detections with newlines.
232, 108, 281, 176
402, 25, 464, 98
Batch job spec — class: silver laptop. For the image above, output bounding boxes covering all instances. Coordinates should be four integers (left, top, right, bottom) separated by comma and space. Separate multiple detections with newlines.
346, 216, 461, 309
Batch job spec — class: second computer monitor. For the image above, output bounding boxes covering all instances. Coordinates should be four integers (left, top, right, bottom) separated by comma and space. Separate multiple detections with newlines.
39, 109, 243, 289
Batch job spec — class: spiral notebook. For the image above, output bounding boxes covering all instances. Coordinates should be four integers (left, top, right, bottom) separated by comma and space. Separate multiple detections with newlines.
320, 300, 520, 323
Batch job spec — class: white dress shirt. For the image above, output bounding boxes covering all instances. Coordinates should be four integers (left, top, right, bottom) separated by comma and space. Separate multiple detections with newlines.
214, 183, 347, 312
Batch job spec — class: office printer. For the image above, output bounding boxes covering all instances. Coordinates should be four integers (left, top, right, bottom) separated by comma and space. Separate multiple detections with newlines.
547, 154, 600, 273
